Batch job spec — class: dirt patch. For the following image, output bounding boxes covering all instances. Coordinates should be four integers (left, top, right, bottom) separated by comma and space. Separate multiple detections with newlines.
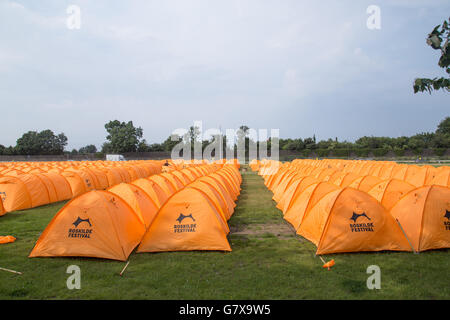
230, 223, 297, 239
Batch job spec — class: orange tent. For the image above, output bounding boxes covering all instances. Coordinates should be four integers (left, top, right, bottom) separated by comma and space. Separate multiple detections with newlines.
297, 188, 411, 254
367, 179, 416, 211
146, 176, 175, 206
29, 190, 145, 261
347, 175, 382, 192
276, 176, 319, 213
131, 178, 167, 208
0, 174, 50, 212
0, 197, 5, 216
101, 167, 124, 187
0, 235, 16, 244
284, 182, 341, 231
336, 173, 361, 188
390, 185, 450, 252
171, 170, 191, 185
108, 183, 159, 229
137, 188, 231, 253
148, 175, 177, 197
188, 182, 230, 226
160, 172, 185, 191
35, 172, 73, 203
198, 176, 236, 218
62, 171, 93, 197
179, 168, 196, 183
429, 169, 450, 188
82, 167, 109, 190
209, 173, 237, 201
272, 172, 300, 202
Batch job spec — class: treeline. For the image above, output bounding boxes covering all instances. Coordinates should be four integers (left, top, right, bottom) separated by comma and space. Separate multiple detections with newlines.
0, 130, 68, 155
1, 117, 449, 157
278, 118, 450, 157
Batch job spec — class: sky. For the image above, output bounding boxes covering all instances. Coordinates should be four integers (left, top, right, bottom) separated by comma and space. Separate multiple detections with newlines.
0, 0, 449, 150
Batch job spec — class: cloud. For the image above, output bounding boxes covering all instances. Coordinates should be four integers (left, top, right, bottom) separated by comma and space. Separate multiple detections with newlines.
0, 0, 449, 150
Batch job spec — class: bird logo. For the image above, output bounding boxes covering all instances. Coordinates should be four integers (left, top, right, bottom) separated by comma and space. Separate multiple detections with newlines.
176, 213, 195, 224
72, 217, 92, 228
350, 212, 371, 223
444, 210, 450, 220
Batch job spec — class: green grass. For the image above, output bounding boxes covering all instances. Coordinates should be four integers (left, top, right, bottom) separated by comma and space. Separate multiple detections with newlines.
0, 168, 449, 299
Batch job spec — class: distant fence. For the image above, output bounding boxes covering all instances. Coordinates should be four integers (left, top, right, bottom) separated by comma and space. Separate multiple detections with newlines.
0, 152, 171, 162
0, 154, 98, 162
278, 148, 450, 161
0, 149, 448, 162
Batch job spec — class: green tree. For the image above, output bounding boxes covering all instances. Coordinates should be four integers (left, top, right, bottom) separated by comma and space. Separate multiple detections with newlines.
16, 131, 40, 155
15, 130, 67, 155
188, 126, 201, 144
162, 134, 182, 152
101, 142, 113, 153
414, 17, 450, 93
78, 144, 97, 154
436, 116, 450, 135
104, 120, 144, 153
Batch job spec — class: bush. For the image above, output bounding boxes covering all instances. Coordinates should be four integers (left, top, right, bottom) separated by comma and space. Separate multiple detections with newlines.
412, 148, 423, 155
316, 149, 330, 157
433, 148, 447, 157
372, 148, 389, 157
332, 149, 350, 158
393, 148, 405, 157
354, 149, 370, 158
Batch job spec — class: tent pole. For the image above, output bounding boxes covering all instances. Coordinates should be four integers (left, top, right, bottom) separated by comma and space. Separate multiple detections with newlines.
0, 267, 22, 275
396, 219, 417, 254
119, 261, 130, 276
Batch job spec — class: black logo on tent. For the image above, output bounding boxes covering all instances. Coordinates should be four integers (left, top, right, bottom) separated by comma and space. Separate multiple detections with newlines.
176, 213, 196, 224
445, 210, 450, 231
445, 210, 450, 220
174, 213, 196, 233
349, 212, 374, 232
0, 191, 6, 201
68, 217, 93, 239
350, 212, 371, 223
73, 217, 92, 227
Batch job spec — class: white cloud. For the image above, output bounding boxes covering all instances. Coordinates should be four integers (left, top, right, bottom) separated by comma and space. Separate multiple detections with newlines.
0, 0, 449, 149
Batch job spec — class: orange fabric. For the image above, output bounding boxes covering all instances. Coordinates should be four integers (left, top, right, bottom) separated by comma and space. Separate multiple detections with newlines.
348, 175, 382, 192
0, 197, 5, 216
61, 171, 89, 197
198, 177, 235, 218
322, 259, 335, 270
430, 169, 450, 187
160, 173, 185, 190
137, 188, 231, 253
0, 235, 15, 244
0, 175, 49, 212
272, 172, 300, 202
189, 182, 230, 227
108, 183, 159, 229
312, 188, 411, 254
29, 190, 145, 261
131, 178, 165, 208
390, 185, 450, 252
367, 179, 416, 211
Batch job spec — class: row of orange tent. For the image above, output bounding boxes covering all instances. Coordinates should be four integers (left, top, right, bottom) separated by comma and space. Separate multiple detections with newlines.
253, 159, 450, 254
29, 161, 241, 261
0, 160, 165, 214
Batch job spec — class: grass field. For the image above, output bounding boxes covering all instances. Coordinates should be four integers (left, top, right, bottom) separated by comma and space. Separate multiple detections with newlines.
0, 168, 449, 300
